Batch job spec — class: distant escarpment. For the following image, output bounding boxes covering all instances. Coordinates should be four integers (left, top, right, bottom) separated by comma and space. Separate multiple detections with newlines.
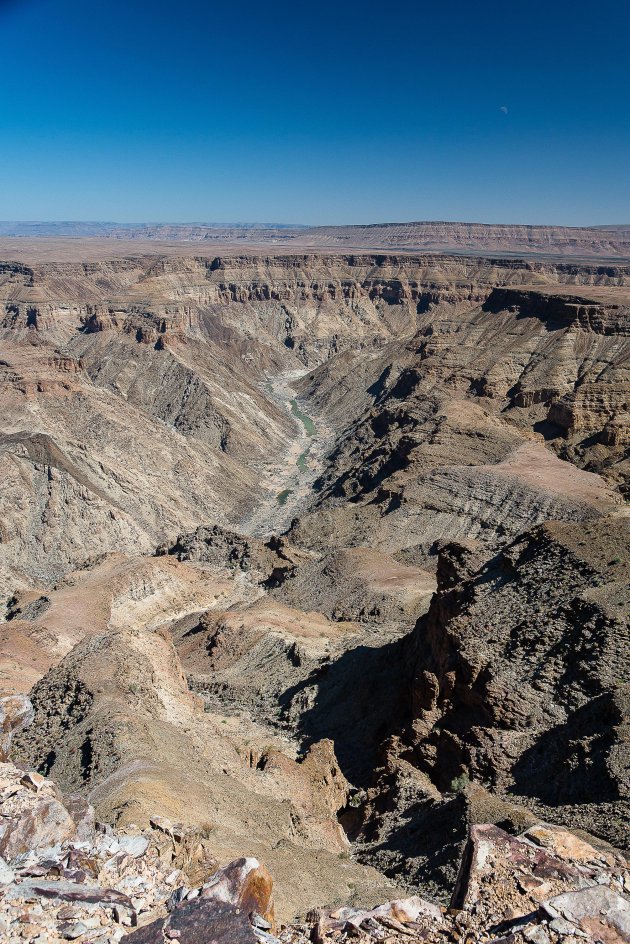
3, 219, 630, 260
296, 221, 630, 260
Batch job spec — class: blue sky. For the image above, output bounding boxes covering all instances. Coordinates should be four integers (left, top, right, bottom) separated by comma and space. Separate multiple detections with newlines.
0, 0, 628, 225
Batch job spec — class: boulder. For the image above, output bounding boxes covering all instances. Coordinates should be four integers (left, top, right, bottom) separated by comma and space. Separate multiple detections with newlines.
371, 896, 442, 925
20, 771, 45, 792
118, 834, 150, 858
544, 886, 630, 943
4, 877, 133, 907
124, 898, 257, 944
315, 895, 443, 939
0, 796, 76, 862
523, 823, 621, 867
0, 856, 15, 885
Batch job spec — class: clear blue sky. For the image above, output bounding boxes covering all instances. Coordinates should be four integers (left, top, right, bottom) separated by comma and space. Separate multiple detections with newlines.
0, 0, 628, 225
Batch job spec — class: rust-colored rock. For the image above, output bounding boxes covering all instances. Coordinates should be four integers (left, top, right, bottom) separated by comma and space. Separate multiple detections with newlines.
201, 857, 275, 927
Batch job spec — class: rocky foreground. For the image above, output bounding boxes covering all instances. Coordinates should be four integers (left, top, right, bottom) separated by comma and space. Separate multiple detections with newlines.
1, 696, 629, 944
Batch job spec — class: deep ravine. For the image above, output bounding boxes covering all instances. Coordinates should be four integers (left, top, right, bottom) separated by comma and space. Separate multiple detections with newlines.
238, 369, 333, 537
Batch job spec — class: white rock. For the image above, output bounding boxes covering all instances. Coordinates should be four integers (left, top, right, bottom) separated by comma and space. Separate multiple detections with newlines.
0, 856, 15, 885
117, 836, 149, 859
547, 886, 630, 939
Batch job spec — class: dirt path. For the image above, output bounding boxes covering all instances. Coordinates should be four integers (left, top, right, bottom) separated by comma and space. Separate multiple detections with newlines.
239, 369, 332, 537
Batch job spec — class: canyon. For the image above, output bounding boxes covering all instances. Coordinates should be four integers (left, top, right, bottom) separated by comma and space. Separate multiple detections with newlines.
0, 240, 628, 943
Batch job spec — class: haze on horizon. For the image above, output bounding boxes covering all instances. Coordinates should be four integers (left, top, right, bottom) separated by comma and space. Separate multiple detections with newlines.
0, 0, 628, 227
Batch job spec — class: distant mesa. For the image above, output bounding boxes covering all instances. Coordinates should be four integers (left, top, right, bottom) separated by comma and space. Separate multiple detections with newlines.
1, 219, 630, 261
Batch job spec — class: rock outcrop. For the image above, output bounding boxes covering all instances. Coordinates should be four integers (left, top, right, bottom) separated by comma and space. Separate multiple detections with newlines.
408, 516, 629, 847
0, 757, 277, 944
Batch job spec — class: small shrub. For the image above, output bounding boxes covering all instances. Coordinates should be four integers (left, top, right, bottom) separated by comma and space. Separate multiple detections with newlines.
450, 773, 470, 793
348, 789, 367, 808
